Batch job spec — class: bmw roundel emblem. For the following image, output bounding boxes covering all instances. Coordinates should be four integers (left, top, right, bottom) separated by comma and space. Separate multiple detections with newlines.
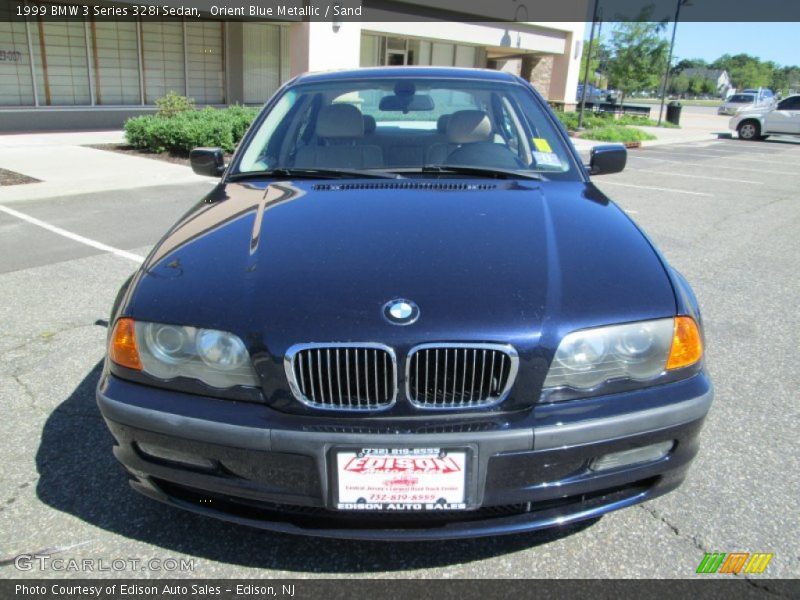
383, 299, 420, 325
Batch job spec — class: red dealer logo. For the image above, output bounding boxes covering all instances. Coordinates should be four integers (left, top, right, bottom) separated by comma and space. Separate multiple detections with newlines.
344, 456, 462, 474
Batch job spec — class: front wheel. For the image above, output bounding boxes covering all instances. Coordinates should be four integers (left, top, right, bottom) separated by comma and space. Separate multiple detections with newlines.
737, 120, 761, 141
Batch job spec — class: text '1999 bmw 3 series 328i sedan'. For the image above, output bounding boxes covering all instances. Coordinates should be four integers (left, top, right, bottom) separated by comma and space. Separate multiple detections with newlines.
97, 67, 713, 540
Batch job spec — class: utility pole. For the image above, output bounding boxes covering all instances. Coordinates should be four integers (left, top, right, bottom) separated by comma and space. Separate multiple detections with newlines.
657, 0, 688, 126
577, 0, 600, 130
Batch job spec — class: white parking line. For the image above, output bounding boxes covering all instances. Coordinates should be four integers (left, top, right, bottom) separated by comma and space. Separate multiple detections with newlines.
671, 146, 780, 157
0, 204, 145, 263
627, 155, 796, 175
642, 148, 785, 164
631, 169, 760, 185
597, 180, 714, 197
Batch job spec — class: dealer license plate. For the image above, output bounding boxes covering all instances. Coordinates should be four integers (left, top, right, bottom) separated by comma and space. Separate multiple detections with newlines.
335, 448, 468, 511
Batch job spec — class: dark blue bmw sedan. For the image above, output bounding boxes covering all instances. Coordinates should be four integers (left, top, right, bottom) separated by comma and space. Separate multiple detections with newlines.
97, 67, 712, 540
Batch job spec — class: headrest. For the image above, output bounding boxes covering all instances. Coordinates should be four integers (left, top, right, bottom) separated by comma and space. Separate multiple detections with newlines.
317, 104, 364, 138
447, 110, 492, 144
436, 114, 451, 134
363, 114, 377, 134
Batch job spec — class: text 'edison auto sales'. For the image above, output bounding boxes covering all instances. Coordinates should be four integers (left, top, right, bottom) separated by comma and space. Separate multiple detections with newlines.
336, 449, 468, 511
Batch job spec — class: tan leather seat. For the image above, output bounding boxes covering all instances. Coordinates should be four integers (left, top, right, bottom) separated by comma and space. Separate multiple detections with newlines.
426, 109, 523, 169
294, 104, 384, 169
425, 109, 493, 164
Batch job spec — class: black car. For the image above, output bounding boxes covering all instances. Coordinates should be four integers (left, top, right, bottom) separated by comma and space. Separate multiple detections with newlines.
97, 67, 712, 540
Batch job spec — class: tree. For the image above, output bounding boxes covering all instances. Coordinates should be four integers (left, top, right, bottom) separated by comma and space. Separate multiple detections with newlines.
701, 78, 717, 95
712, 53, 773, 89
688, 76, 705, 96
674, 58, 707, 73
607, 20, 669, 105
670, 73, 690, 95
772, 66, 800, 95
580, 40, 610, 89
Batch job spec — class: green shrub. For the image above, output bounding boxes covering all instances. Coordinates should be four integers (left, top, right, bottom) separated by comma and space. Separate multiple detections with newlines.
556, 111, 679, 131
124, 105, 259, 155
155, 92, 195, 118
581, 125, 657, 142
225, 104, 260, 141
615, 114, 652, 127
555, 111, 613, 131
615, 114, 680, 128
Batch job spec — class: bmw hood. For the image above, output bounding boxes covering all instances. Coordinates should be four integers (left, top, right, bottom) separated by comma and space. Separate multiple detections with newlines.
127, 179, 676, 357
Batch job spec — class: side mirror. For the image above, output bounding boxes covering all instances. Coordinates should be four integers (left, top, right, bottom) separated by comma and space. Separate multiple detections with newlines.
588, 144, 627, 175
190, 147, 226, 177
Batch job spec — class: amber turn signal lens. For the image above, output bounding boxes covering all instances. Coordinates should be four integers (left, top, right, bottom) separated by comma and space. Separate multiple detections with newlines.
666, 316, 703, 370
110, 318, 142, 370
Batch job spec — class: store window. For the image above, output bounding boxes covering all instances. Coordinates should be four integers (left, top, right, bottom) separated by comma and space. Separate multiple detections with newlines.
186, 21, 224, 104
90, 20, 140, 105
141, 21, 185, 103
30, 20, 91, 105
0, 17, 35, 106
360, 34, 383, 67
360, 34, 480, 68
2, 4, 232, 108
243, 23, 287, 104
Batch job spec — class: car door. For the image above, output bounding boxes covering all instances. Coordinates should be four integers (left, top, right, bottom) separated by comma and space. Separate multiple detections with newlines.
764, 96, 800, 134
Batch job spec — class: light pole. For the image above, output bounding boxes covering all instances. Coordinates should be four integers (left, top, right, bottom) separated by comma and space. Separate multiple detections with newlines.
657, 0, 690, 126
577, 0, 600, 130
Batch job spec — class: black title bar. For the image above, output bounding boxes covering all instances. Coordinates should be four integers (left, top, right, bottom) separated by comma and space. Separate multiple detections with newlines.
4, 579, 800, 600
2, 0, 800, 22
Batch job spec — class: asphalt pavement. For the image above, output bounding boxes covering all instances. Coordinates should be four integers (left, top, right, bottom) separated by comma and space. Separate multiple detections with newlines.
1, 137, 798, 583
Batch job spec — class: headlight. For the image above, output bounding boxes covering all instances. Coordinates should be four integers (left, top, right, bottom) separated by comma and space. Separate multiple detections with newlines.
541, 317, 702, 402
110, 318, 258, 389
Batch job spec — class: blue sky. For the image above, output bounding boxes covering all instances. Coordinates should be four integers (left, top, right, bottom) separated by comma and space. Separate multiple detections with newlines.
672, 22, 798, 66
592, 22, 799, 67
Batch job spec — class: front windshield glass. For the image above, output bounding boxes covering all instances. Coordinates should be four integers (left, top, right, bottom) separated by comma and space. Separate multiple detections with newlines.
235, 77, 579, 180
729, 94, 755, 103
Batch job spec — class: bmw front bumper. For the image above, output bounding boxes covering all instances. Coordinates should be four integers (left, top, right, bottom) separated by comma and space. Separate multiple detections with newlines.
97, 372, 713, 540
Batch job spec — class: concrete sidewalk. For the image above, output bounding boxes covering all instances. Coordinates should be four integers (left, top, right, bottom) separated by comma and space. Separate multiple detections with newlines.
570, 107, 733, 155
0, 131, 211, 203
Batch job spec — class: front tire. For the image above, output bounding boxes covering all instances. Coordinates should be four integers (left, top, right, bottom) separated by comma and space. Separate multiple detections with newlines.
737, 120, 761, 141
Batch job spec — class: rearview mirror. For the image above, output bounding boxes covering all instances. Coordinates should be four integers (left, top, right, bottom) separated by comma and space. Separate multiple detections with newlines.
588, 144, 627, 175
190, 147, 226, 177
378, 94, 435, 112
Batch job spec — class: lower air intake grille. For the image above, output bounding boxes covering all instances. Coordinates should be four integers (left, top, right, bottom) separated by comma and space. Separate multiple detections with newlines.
285, 344, 396, 411
406, 344, 518, 409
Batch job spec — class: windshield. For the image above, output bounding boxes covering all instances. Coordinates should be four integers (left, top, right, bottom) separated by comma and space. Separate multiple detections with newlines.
728, 94, 755, 103
234, 77, 579, 181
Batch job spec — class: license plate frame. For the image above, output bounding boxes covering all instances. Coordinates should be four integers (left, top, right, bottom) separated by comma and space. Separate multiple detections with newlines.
331, 447, 473, 512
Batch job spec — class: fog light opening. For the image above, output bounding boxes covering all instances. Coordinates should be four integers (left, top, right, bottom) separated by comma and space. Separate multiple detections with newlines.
136, 443, 215, 470
590, 441, 674, 472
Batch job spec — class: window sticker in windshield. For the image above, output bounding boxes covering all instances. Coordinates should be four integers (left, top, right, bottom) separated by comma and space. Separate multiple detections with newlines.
533, 152, 562, 168
533, 138, 553, 153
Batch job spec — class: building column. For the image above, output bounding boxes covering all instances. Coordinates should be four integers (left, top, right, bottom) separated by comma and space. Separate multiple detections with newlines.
224, 21, 244, 104
548, 31, 581, 109
289, 21, 362, 76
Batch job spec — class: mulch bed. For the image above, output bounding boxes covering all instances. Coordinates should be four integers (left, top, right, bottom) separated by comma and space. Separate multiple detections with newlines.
0, 168, 40, 186
86, 144, 235, 168
85, 143, 192, 167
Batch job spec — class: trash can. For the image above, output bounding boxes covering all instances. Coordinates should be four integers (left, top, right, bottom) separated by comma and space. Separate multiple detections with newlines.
666, 101, 682, 126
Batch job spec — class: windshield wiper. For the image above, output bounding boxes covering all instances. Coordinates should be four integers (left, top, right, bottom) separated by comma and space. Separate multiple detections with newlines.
418, 165, 545, 180
387, 164, 544, 180
227, 168, 401, 181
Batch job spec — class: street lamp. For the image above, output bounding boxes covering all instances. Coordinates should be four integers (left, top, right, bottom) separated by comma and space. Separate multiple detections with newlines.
577, 0, 601, 130
657, 0, 692, 126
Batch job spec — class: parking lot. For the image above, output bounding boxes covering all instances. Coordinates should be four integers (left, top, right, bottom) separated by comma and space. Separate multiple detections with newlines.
1, 136, 798, 581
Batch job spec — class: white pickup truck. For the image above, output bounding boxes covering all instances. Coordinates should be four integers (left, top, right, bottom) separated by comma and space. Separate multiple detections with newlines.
730, 95, 800, 140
